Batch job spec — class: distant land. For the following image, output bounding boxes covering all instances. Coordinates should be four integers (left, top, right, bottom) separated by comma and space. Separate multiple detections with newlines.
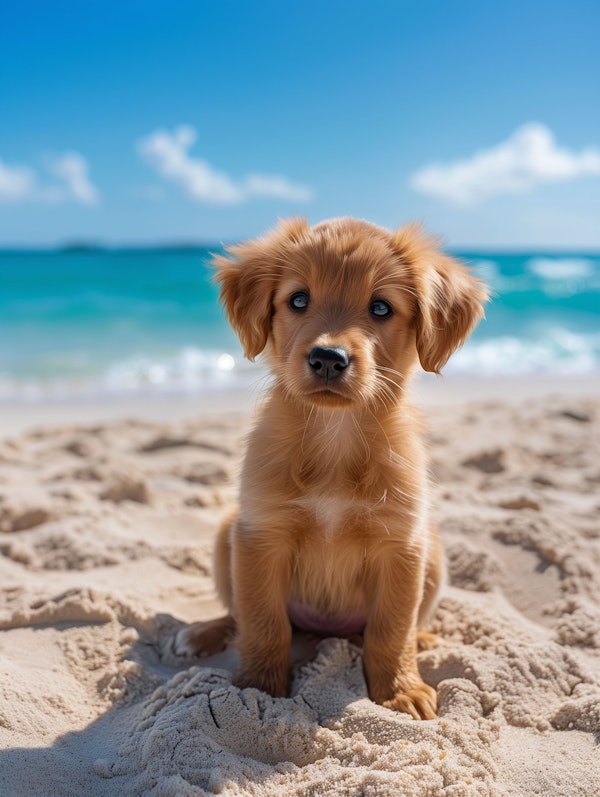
0, 240, 229, 253
60, 241, 224, 253
0, 239, 598, 255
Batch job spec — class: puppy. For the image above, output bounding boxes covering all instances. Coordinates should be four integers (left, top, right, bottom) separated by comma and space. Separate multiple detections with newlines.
175, 217, 487, 720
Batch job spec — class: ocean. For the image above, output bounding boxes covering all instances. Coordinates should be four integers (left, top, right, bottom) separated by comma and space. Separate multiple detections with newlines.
0, 247, 598, 401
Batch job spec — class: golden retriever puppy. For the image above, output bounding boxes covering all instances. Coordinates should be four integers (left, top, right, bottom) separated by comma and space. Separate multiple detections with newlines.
175, 217, 487, 720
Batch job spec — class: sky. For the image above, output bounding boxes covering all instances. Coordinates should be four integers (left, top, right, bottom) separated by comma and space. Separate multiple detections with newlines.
1, 0, 599, 249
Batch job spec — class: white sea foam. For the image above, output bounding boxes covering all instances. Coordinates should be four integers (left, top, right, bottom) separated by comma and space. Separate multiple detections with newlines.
469, 256, 598, 297
448, 328, 600, 376
0, 347, 261, 401
470, 259, 501, 284
103, 347, 252, 392
527, 257, 595, 281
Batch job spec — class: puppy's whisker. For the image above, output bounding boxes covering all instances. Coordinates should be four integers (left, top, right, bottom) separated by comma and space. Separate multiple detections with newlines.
376, 364, 405, 379
376, 376, 403, 400
376, 366, 406, 386
375, 369, 406, 407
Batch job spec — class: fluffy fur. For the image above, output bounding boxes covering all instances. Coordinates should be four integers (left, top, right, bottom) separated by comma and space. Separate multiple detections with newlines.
175, 217, 488, 720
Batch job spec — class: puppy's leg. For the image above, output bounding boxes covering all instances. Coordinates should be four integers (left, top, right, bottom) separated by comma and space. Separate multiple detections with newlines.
173, 508, 237, 658
418, 527, 444, 626
232, 526, 292, 698
416, 528, 445, 651
213, 506, 237, 610
363, 546, 437, 720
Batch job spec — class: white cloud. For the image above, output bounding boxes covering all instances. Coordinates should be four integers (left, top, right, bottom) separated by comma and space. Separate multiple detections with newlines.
138, 125, 313, 204
0, 152, 100, 205
50, 152, 99, 206
138, 126, 243, 204
410, 123, 600, 205
244, 174, 313, 202
0, 159, 37, 202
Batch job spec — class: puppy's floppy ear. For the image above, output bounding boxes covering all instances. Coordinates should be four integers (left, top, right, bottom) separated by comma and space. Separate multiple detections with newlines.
392, 224, 489, 374
213, 217, 309, 360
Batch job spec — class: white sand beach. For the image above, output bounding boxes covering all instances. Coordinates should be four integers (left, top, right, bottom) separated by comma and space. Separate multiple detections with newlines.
0, 375, 599, 796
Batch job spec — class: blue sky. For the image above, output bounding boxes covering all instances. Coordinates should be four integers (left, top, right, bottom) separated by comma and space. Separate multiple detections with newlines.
1, 0, 599, 248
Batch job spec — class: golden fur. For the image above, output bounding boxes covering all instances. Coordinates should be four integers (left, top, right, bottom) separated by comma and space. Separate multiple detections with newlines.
175, 217, 488, 720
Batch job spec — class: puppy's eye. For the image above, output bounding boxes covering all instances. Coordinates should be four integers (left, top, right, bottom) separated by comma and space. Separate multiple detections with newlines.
370, 299, 393, 318
289, 291, 310, 311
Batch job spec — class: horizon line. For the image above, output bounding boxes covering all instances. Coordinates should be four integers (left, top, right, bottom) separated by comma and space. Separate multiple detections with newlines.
1, 239, 600, 255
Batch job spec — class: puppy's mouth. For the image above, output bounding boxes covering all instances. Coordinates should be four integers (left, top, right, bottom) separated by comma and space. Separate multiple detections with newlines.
306, 383, 354, 400
303, 386, 356, 408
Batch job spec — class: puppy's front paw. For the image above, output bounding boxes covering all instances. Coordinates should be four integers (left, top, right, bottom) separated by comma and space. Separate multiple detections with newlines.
382, 681, 437, 720
416, 630, 440, 651
172, 616, 234, 659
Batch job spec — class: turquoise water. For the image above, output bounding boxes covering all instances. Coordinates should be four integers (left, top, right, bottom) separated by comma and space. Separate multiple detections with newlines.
0, 247, 599, 399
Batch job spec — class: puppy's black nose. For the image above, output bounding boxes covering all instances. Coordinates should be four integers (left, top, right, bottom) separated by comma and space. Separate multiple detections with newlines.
308, 346, 350, 380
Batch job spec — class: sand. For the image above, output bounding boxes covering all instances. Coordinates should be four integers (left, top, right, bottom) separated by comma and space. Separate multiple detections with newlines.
0, 380, 599, 796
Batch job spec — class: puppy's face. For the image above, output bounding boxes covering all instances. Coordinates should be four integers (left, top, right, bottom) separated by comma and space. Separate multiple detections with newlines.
268, 235, 418, 409
215, 218, 488, 410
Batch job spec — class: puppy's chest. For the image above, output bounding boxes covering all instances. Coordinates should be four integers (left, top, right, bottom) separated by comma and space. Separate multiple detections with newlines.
291, 493, 357, 538
289, 490, 395, 541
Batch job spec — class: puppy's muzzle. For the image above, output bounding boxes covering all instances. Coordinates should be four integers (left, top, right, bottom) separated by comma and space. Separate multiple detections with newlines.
308, 346, 350, 381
